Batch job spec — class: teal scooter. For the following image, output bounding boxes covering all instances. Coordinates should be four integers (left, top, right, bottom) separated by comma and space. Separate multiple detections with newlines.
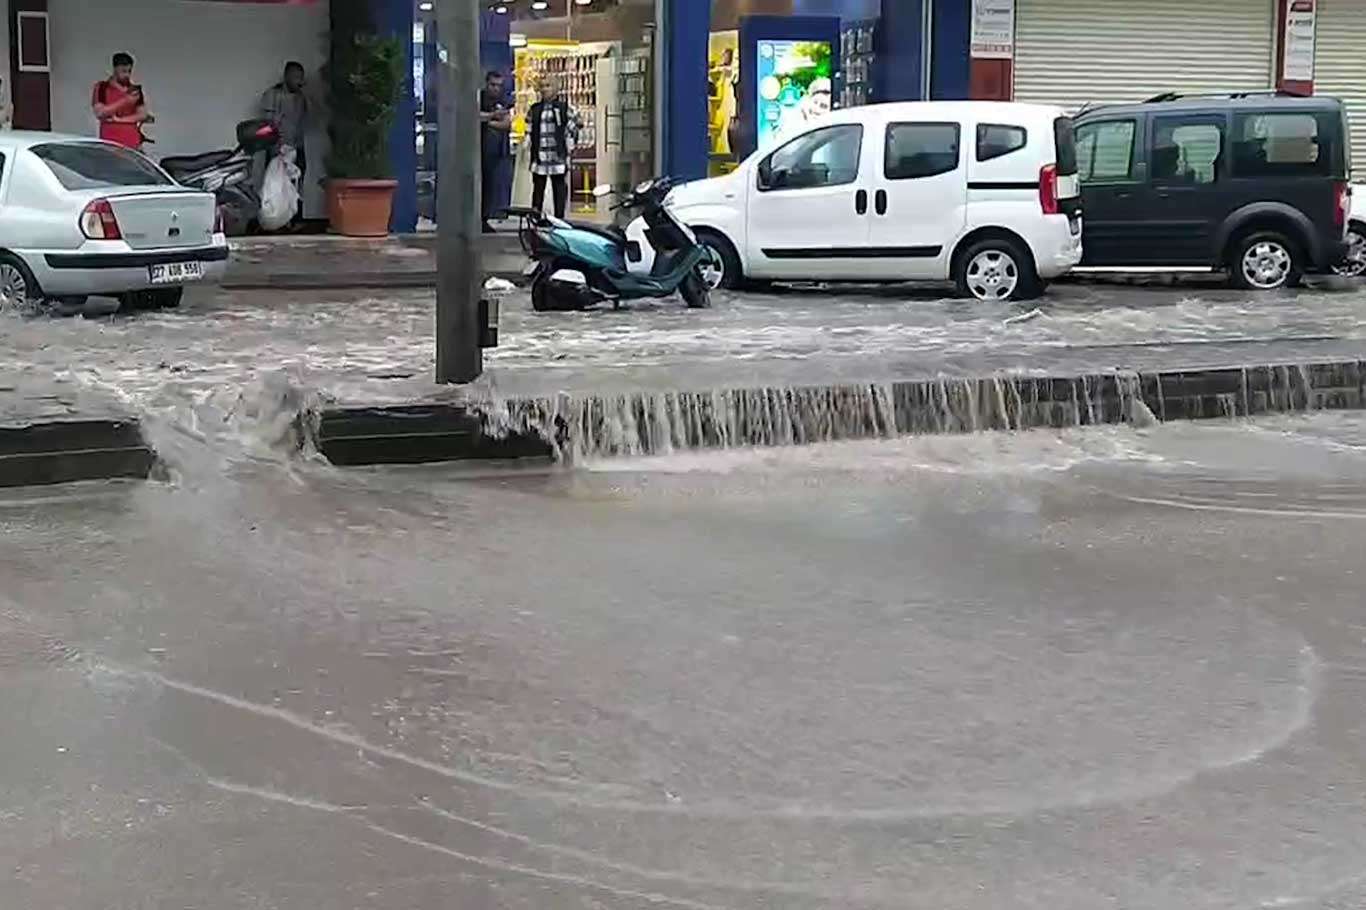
509, 177, 714, 312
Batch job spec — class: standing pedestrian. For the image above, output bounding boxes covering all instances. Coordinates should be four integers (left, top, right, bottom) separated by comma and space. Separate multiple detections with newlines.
91, 52, 153, 150
260, 61, 310, 226
527, 74, 579, 220
479, 70, 512, 233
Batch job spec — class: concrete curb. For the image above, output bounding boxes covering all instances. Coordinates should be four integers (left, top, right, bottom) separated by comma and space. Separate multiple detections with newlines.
315, 359, 1365, 466
0, 418, 157, 488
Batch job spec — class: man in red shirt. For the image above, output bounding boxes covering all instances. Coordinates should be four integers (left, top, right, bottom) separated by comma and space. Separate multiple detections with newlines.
91, 52, 153, 150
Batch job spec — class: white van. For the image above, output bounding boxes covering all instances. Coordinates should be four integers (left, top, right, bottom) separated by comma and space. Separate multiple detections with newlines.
639, 101, 1083, 301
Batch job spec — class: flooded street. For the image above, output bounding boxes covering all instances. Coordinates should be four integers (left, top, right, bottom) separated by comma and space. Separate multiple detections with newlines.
3, 281, 1364, 415
4, 411, 1366, 908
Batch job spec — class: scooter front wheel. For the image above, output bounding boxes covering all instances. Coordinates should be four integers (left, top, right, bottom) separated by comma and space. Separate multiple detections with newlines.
680, 272, 711, 309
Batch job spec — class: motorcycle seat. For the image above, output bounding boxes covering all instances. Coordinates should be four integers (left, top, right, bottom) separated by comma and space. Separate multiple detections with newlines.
161, 149, 237, 178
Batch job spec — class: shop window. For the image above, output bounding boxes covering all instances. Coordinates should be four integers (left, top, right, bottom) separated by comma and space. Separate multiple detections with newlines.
1076, 120, 1136, 183
758, 125, 863, 192
885, 123, 960, 180
1152, 117, 1224, 185
1233, 112, 1332, 178
976, 124, 1027, 162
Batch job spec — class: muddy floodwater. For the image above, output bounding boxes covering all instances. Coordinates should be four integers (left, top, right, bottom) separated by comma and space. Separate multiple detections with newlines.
3, 411, 1366, 908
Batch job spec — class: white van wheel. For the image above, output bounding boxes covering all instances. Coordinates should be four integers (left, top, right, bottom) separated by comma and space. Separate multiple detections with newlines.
955, 239, 1040, 302
694, 230, 742, 290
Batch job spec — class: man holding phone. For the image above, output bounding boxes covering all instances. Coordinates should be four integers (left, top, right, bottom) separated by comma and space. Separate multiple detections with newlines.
92, 52, 153, 150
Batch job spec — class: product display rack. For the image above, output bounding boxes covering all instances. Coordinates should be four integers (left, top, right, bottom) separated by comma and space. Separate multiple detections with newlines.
838, 19, 878, 109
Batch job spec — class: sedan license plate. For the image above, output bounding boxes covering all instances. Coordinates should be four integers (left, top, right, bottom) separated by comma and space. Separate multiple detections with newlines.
149, 261, 203, 285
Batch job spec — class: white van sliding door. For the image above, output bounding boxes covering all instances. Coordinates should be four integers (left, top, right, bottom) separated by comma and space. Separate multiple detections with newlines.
866, 121, 968, 280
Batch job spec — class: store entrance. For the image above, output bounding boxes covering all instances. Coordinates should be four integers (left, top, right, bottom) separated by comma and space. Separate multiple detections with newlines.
504, 0, 658, 223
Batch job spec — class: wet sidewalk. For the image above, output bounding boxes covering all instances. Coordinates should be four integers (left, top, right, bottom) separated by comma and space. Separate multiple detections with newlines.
222, 232, 529, 291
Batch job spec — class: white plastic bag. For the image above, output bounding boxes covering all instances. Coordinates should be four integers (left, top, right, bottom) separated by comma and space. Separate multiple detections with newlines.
258, 146, 300, 232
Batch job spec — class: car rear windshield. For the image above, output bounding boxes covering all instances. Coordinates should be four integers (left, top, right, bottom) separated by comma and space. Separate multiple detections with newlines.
32, 142, 172, 191
1053, 117, 1078, 175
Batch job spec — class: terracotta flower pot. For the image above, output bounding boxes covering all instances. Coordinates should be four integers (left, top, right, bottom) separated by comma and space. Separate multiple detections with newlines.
326, 178, 398, 237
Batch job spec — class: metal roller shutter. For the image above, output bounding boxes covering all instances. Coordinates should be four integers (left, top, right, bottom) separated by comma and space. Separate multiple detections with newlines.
1313, 0, 1366, 175
1014, 0, 1276, 112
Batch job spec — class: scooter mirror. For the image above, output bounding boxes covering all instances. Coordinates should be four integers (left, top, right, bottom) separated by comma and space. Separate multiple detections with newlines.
591, 184, 614, 198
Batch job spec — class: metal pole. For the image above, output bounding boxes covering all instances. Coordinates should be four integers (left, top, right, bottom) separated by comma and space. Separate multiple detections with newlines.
435, 0, 483, 383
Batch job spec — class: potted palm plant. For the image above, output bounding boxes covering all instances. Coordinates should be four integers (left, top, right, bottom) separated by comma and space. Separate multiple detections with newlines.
325, 26, 405, 236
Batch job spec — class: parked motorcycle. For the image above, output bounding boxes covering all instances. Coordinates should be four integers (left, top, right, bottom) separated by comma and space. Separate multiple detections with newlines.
161, 119, 280, 237
510, 177, 715, 312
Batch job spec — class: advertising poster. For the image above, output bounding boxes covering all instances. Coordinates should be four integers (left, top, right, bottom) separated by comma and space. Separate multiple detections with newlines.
755, 39, 833, 150
1282, 0, 1316, 85
970, 0, 1015, 60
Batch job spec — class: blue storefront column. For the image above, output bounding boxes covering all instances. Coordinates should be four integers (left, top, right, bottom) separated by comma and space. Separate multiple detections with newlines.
372, 0, 418, 233
662, 0, 710, 181
930, 0, 971, 100
874, 0, 926, 102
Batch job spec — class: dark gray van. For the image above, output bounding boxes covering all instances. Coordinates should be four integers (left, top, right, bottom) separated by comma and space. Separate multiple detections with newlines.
1073, 93, 1352, 289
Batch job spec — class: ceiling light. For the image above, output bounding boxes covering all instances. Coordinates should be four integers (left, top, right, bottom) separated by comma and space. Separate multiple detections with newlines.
418, 1, 432, 9
494, 4, 508, 12
531, 0, 548, 9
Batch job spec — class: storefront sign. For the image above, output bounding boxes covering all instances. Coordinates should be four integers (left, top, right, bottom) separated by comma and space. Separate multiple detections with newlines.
970, 0, 1015, 60
1281, 0, 1316, 85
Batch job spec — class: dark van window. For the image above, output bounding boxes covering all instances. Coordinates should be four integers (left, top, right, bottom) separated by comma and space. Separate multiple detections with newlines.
1152, 117, 1224, 185
1076, 120, 1137, 182
1232, 112, 1334, 178
32, 142, 172, 191
977, 124, 1027, 162
758, 124, 864, 192
885, 123, 960, 180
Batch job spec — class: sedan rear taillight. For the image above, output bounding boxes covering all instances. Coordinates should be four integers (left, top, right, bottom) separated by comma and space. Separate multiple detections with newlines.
1038, 164, 1060, 215
1334, 182, 1350, 229
80, 198, 123, 240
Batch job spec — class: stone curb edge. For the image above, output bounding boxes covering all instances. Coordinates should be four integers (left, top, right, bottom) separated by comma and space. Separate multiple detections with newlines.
315, 359, 1366, 467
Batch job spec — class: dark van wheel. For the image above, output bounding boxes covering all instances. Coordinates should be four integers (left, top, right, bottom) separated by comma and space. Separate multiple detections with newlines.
954, 238, 1041, 302
694, 229, 741, 290
1230, 231, 1301, 290
0, 254, 43, 315
680, 272, 712, 309
1334, 223, 1366, 278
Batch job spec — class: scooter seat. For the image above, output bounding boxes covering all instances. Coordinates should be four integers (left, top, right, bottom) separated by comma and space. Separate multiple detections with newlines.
568, 221, 626, 244
161, 149, 237, 178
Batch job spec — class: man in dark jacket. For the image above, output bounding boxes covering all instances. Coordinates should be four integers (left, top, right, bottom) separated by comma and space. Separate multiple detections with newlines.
527, 75, 579, 219
479, 70, 512, 233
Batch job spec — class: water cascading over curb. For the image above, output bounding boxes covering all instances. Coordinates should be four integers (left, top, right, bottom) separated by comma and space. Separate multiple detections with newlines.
316, 361, 1365, 466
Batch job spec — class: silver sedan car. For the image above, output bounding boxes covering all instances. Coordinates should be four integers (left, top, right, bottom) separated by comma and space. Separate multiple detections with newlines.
0, 132, 228, 313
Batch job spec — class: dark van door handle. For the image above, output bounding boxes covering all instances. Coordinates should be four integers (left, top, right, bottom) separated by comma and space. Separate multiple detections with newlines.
855, 189, 868, 215
875, 190, 888, 215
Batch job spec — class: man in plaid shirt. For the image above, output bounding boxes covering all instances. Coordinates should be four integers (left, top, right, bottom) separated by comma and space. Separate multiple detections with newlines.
526, 75, 580, 219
